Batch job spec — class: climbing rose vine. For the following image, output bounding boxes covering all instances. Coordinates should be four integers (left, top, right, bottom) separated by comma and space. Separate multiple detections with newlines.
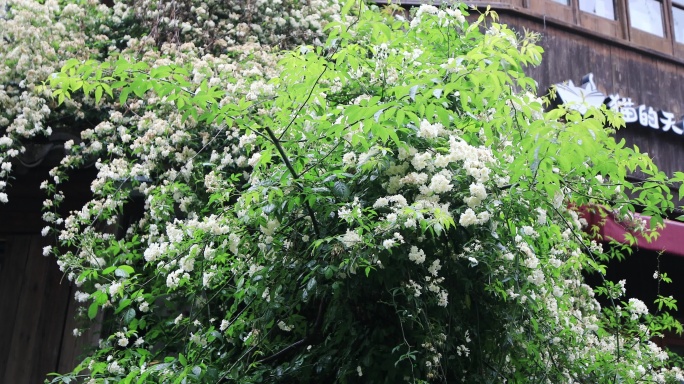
2, 0, 684, 382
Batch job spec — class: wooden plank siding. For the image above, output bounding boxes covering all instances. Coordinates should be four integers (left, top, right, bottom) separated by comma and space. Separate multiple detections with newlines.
0, 236, 32, 382
0, 165, 99, 383
496, 12, 684, 179
0, 235, 74, 383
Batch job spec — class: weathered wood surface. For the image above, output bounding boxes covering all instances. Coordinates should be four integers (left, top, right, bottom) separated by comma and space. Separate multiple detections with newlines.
0, 165, 98, 383
0, 235, 72, 383
0, 236, 32, 382
498, 13, 684, 179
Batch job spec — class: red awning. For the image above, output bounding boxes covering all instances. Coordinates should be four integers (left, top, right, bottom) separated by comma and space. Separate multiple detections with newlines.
582, 208, 684, 257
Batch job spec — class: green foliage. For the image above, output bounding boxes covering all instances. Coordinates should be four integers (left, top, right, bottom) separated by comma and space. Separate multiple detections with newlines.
3, 1, 684, 383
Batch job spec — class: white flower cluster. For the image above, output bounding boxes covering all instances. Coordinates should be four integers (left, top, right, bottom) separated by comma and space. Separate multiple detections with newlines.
125, 0, 342, 50
409, 5, 466, 30
627, 298, 649, 320
0, 0, 98, 203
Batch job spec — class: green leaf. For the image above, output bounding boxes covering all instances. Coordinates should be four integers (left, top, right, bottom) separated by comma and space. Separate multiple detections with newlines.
123, 308, 136, 324
332, 181, 350, 200
119, 88, 131, 105
115, 266, 134, 277
88, 302, 98, 320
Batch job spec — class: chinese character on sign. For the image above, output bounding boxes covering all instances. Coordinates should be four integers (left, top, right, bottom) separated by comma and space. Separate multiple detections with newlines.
606, 94, 638, 123
637, 105, 659, 129
659, 111, 684, 135
554, 74, 684, 138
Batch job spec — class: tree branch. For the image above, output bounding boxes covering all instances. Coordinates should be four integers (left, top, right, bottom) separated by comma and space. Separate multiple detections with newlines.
263, 126, 321, 238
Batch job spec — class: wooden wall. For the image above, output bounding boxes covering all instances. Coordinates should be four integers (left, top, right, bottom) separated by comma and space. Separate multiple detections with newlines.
1, 236, 80, 383
498, 13, 684, 178
0, 165, 98, 383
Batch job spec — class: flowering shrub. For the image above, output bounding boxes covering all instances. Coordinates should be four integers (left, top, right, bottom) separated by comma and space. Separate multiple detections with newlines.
2, 0, 684, 382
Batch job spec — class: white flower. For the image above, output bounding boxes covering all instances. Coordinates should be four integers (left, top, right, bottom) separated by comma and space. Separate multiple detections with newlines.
552, 190, 564, 209
536, 208, 547, 225
459, 209, 478, 227
476, 211, 490, 224
428, 259, 442, 276
411, 152, 432, 171
247, 152, 261, 167
418, 119, 441, 139
524, 256, 539, 269
428, 174, 452, 194
338, 206, 353, 221
190, 332, 207, 347
628, 298, 649, 319
74, 291, 90, 302
41, 226, 50, 236
109, 281, 123, 296
277, 321, 293, 332
408, 246, 426, 264
340, 229, 362, 248
174, 313, 184, 325
220, 319, 230, 331
107, 361, 124, 375
342, 152, 356, 166
180, 256, 195, 272
446, 8, 466, 24
0, 193, 7, 204
139, 301, 150, 312
469, 183, 487, 200
203, 271, 215, 287
437, 290, 448, 307
521, 226, 536, 237
407, 279, 422, 297
166, 269, 183, 288
373, 197, 389, 208
417, 4, 439, 16
357, 366, 363, 377
382, 239, 396, 249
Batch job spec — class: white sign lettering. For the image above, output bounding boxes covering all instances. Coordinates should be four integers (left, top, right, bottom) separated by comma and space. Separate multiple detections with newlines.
554, 74, 684, 136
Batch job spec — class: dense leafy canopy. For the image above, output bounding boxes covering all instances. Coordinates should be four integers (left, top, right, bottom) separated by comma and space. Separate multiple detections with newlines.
2, 0, 684, 383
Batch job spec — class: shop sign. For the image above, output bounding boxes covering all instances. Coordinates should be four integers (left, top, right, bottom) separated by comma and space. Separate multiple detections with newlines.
554, 73, 684, 135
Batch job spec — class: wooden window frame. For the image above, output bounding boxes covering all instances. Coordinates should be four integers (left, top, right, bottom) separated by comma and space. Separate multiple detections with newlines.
528, 0, 576, 22
400, 0, 684, 59
627, 0, 672, 52
516, 0, 680, 54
